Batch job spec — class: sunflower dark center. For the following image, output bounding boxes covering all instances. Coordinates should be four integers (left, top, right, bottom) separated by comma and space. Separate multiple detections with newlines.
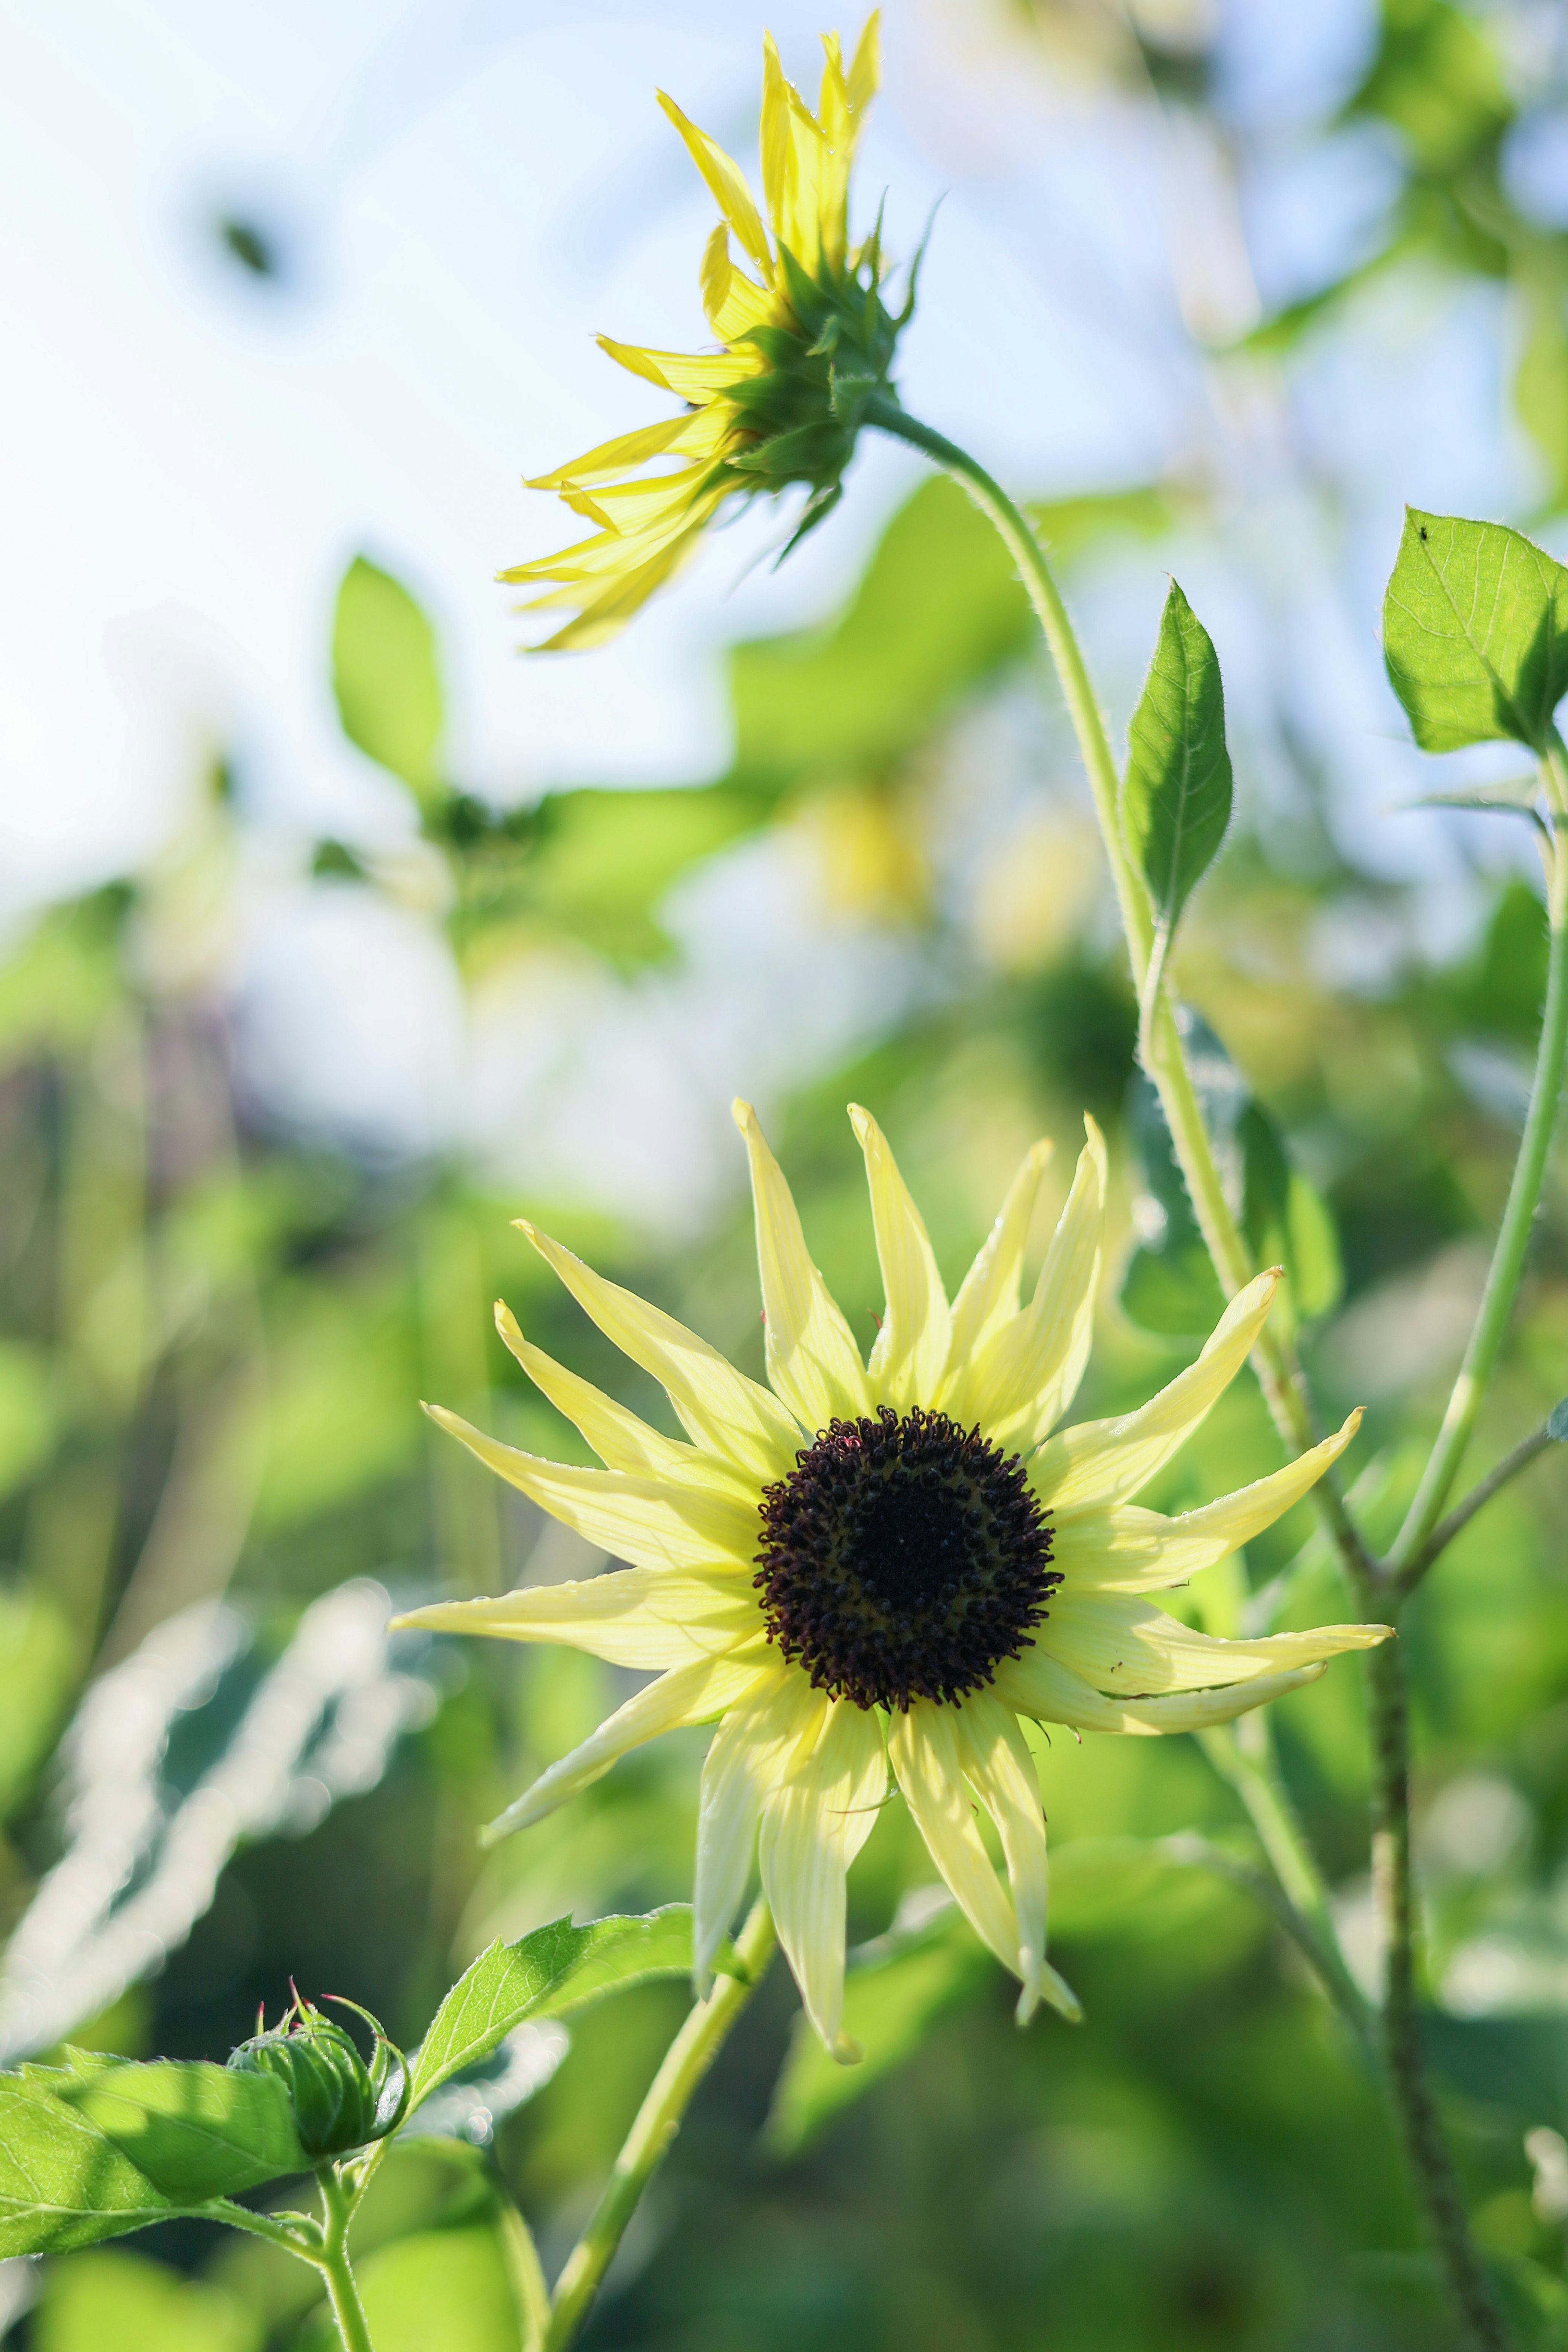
753, 1406, 1058, 1713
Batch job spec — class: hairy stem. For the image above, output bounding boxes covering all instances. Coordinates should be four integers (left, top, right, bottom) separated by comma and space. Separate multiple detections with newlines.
545, 1896, 777, 2352
316, 2165, 378, 2352
1367, 1642, 1507, 2349
1388, 786, 1568, 1574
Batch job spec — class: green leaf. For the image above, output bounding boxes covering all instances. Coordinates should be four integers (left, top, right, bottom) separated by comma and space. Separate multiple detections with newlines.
1345, 0, 1511, 177
0, 2054, 310, 2256
332, 556, 445, 810
1120, 580, 1234, 941
1383, 509, 1568, 754
409, 1907, 695, 2114
1547, 1399, 1568, 1442
765, 1904, 991, 2156
0, 1579, 78, 1820
36, 2247, 262, 2352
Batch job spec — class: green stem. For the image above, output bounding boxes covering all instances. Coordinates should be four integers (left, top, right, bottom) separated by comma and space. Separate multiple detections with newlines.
316, 2165, 378, 2352
864, 395, 1372, 1572
1394, 1420, 1554, 1600
1368, 1642, 1507, 2350
200, 2198, 323, 2258
545, 1897, 777, 2352
1388, 796, 1568, 1573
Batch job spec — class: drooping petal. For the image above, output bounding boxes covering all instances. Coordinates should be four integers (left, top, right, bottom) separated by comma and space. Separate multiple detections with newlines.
694, 1669, 826, 1984
596, 337, 764, 398
850, 1105, 950, 1412
953, 1119, 1106, 1446
657, 91, 775, 277
515, 1221, 798, 1483
952, 1691, 1080, 2023
1044, 1591, 1391, 1694
495, 1305, 759, 1502
889, 1701, 1018, 1982
525, 416, 694, 492
733, 1100, 871, 1433
1031, 1267, 1281, 1512
698, 225, 774, 342
484, 1648, 775, 1839
423, 1405, 760, 1572
392, 1565, 761, 1670
941, 1137, 1053, 1385
1053, 1411, 1363, 1592
759, 1697, 886, 2058
993, 1649, 1352, 1737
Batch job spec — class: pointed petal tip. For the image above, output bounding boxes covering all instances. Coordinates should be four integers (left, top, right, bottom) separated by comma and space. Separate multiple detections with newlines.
731, 1096, 757, 1134
846, 1102, 872, 1142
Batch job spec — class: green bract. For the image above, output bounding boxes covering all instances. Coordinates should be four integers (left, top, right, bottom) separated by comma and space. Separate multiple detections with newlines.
227, 1995, 409, 2160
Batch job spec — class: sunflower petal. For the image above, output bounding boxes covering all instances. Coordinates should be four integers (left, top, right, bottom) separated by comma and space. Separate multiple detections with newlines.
495, 1305, 758, 1501
1045, 1592, 1392, 1694
597, 337, 762, 399
733, 1100, 871, 1433
850, 1106, 950, 1411
484, 1649, 774, 1839
942, 1138, 1053, 1385
955, 1119, 1106, 1446
698, 225, 773, 342
760, 1697, 886, 2059
889, 1702, 1018, 1981
658, 92, 774, 278
1031, 1267, 1281, 1511
516, 1222, 798, 1483
1054, 1410, 1363, 1592
423, 1405, 759, 1571
846, 10, 881, 116
695, 1670, 826, 1984
953, 1692, 1080, 2023
393, 1565, 760, 1670
994, 1649, 1341, 1736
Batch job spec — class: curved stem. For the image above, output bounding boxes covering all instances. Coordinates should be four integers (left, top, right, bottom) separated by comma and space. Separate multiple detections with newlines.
1388, 806, 1568, 1573
316, 2165, 377, 2352
1395, 1421, 1554, 1600
545, 1896, 777, 2352
1368, 1642, 1507, 2350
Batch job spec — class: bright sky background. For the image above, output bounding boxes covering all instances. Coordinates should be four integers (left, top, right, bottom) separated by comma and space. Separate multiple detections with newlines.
2, 0, 1557, 1220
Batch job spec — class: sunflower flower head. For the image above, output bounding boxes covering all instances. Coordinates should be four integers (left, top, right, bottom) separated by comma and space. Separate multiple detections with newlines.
503, 17, 910, 651
397, 1106, 1391, 2060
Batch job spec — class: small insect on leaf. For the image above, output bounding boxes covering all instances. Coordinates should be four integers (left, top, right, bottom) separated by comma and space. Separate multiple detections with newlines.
1383, 509, 1568, 754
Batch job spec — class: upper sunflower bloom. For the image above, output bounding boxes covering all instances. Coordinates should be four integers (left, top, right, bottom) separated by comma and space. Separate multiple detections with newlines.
502, 17, 905, 650
398, 1108, 1390, 2058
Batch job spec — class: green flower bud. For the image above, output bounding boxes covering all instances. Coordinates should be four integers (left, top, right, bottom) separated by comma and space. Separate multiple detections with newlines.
227, 1990, 409, 2159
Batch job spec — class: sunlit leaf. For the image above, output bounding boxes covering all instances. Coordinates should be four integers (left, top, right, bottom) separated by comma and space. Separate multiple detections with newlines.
60, 2053, 309, 2201
1120, 580, 1233, 939
409, 1908, 695, 2113
1346, 0, 1510, 176
1383, 509, 1568, 754
36, 2247, 262, 2352
332, 557, 445, 810
0, 1581, 77, 1820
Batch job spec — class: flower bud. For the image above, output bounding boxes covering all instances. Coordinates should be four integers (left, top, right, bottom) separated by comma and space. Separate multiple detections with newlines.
227, 1991, 409, 2158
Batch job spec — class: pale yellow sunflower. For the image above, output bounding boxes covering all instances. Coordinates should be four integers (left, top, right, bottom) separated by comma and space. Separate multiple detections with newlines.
501, 17, 904, 650
397, 1106, 1389, 2058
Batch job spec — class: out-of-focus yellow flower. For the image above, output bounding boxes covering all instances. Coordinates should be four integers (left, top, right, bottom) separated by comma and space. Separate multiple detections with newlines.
399, 1106, 1389, 2057
503, 18, 909, 651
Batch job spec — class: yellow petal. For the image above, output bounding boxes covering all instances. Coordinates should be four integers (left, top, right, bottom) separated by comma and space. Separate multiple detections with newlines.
657, 91, 774, 279
596, 337, 763, 399
393, 1565, 761, 1670
760, 1697, 886, 2058
846, 11, 881, 116
1054, 1410, 1363, 1592
994, 1649, 1344, 1736
759, 32, 828, 269
483, 1649, 774, 1839
698, 224, 774, 342
525, 416, 693, 492
423, 1404, 760, 1572
889, 1701, 1018, 1979
1043, 1590, 1392, 1695
495, 1305, 758, 1503
941, 1137, 1053, 1385
695, 1669, 826, 1984
515, 1222, 798, 1484
952, 1691, 1079, 2023
732, 1099, 871, 1433
954, 1119, 1106, 1447
850, 1105, 950, 1411
1031, 1267, 1281, 1512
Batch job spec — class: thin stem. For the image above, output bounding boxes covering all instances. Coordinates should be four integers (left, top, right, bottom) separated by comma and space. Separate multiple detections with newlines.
1394, 1421, 1555, 1600
316, 2165, 378, 2352
1199, 1719, 1374, 2056
199, 2198, 323, 2258
865, 394, 1373, 1582
1161, 1831, 1375, 2060
545, 1896, 777, 2352
1388, 786, 1568, 1575
1367, 1642, 1507, 2350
